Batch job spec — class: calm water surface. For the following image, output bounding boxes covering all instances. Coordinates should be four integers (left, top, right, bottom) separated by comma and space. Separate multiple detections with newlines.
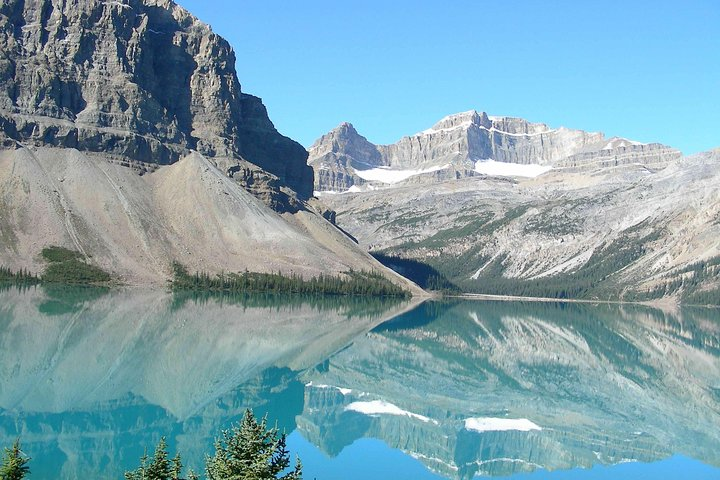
1, 286, 719, 479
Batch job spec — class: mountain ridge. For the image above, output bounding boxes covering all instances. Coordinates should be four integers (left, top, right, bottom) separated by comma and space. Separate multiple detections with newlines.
309, 110, 682, 192
311, 112, 720, 303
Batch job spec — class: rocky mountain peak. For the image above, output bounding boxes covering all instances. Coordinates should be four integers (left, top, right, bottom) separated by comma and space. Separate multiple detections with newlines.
0, 0, 312, 199
309, 110, 682, 192
425, 110, 492, 132
337, 121, 357, 132
309, 121, 381, 166
309, 121, 361, 147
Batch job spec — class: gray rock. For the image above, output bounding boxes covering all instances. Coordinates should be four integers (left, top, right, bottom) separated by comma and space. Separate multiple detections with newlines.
308, 110, 681, 192
0, 0, 312, 200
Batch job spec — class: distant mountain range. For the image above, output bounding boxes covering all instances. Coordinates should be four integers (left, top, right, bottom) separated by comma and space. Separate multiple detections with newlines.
310, 113, 720, 303
309, 110, 681, 193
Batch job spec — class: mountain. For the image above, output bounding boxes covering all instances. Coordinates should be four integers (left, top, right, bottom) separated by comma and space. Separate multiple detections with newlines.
309, 111, 681, 192
310, 112, 720, 302
0, 0, 417, 289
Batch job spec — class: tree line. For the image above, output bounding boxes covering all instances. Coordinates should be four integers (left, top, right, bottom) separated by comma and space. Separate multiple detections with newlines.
0, 246, 110, 287
171, 262, 409, 297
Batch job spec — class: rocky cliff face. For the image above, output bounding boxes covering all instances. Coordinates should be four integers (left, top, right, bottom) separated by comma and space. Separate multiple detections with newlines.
0, 0, 421, 287
308, 110, 681, 192
310, 122, 382, 192
0, 0, 312, 199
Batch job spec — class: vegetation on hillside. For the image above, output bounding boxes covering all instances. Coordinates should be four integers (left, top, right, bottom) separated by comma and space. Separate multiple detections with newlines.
1, 246, 111, 287
41, 246, 112, 284
460, 227, 659, 300
625, 256, 720, 305
371, 252, 459, 293
0, 267, 39, 286
381, 221, 693, 302
171, 262, 409, 297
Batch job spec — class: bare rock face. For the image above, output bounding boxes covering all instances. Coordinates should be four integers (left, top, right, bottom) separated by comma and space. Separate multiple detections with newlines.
308, 122, 382, 192
0, 0, 313, 200
308, 110, 681, 192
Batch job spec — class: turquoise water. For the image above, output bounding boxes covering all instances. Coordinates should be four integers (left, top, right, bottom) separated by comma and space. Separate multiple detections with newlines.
0, 286, 718, 479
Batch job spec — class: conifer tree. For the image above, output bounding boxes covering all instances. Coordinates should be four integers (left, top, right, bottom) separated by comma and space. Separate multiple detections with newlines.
125, 438, 196, 480
206, 409, 302, 480
0, 439, 30, 480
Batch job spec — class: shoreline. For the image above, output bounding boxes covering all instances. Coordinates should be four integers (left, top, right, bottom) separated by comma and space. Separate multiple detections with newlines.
446, 293, 717, 309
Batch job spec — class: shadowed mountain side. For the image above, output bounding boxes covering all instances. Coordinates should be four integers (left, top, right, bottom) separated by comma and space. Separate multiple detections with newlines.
296, 300, 720, 479
0, 146, 422, 292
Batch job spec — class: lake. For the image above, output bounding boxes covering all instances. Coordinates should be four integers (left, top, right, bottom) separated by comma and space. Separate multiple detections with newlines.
0, 286, 719, 479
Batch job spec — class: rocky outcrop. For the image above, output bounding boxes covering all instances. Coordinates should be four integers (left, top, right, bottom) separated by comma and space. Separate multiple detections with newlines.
308, 110, 681, 192
0, 0, 312, 200
308, 122, 381, 192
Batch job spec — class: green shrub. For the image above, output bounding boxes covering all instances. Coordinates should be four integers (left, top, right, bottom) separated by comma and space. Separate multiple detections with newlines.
40, 246, 111, 284
41, 246, 83, 263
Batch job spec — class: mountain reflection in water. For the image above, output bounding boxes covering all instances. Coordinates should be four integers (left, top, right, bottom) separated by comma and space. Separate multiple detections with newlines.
0, 287, 718, 479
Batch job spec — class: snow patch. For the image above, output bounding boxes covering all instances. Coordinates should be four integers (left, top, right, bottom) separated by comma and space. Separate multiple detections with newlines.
602, 137, 646, 150
305, 382, 352, 396
355, 164, 449, 184
474, 160, 552, 178
345, 400, 437, 424
103, 1, 132, 8
464, 417, 541, 432
419, 123, 556, 138
421, 121, 473, 135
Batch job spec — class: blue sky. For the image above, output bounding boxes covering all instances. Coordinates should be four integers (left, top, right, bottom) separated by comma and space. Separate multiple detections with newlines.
177, 1, 719, 154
